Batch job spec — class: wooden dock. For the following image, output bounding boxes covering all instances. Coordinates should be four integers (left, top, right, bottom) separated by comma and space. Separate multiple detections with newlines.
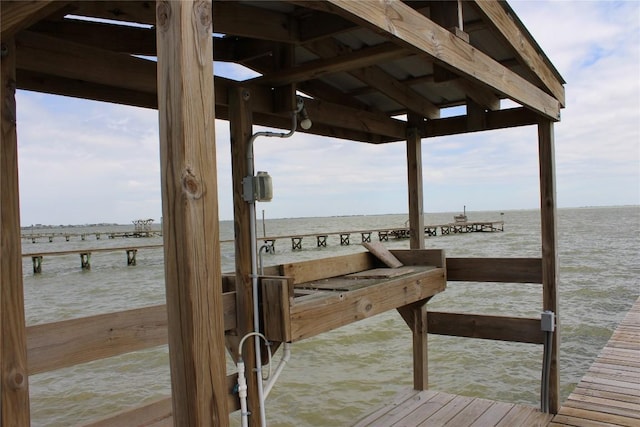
21, 221, 503, 244
353, 389, 553, 426
353, 297, 640, 427
551, 296, 640, 427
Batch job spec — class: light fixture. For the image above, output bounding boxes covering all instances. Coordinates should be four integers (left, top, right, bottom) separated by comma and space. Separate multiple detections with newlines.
296, 96, 312, 130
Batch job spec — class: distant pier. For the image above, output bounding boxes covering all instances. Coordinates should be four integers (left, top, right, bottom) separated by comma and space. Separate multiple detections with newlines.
261, 220, 504, 251
22, 220, 504, 273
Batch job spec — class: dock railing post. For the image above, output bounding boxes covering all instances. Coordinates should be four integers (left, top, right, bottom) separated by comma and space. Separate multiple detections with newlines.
1, 36, 31, 426
156, 1, 229, 424
538, 119, 560, 413
399, 122, 430, 390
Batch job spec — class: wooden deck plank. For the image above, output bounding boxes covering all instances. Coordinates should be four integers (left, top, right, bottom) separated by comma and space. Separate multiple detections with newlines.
469, 401, 515, 426
392, 392, 458, 426
444, 397, 495, 426
354, 298, 640, 427
415, 394, 475, 426
552, 296, 640, 426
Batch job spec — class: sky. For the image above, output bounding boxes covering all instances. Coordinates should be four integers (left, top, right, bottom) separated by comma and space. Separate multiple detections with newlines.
15, 0, 640, 226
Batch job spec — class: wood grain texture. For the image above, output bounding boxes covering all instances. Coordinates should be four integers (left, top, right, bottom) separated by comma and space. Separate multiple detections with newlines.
427, 311, 544, 344
156, 1, 229, 425
0, 1, 68, 39
1, 37, 31, 427
446, 257, 542, 283
471, 0, 565, 106
406, 124, 425, 250
325, 0, 561, 120
26, 296, 237, 376
538, 119, 560, 413
290, 266, 445, 341
551, 297, 640, 427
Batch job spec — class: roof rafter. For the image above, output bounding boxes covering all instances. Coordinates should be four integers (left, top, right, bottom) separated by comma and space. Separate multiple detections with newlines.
0, 0, 70, 39
15, 31, 404, 141
304, 38, 440, 119
319, 0, 561, 120
251, 42, 408, 86
471, 0, 565, 106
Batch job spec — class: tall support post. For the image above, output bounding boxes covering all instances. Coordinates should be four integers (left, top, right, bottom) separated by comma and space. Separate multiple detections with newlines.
1, 38, 31, 426
406, 126, 425, 250
229, 86, 261, 427
397, 124, 429, 390
156, 1, 229, 425
538, 119, 560, 413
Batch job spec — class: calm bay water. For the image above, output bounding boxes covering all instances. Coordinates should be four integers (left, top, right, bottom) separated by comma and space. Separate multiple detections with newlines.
23, 206, 639, 426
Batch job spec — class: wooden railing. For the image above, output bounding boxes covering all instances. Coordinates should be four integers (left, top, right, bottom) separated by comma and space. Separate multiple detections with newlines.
428, 257, 544, 344
25, 256, 544, 425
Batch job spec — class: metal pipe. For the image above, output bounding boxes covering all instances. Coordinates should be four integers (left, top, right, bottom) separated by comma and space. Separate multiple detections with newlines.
243, 109, 299, 426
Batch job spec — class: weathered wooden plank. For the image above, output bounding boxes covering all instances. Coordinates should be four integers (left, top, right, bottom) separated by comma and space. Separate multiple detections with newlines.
406, 124, 426, 249
427, 311, 544, 344
82, 374, 241, 427
0, 1, 69, 39
262, 278, 293, 343
469, 401, 516, 426
392, 391, 457, 426
392, 249, 445, 268
445, 396, 495, 426
27, 296, 236, 375
417, 394, 475, 425
446, 257, 542, 283
471, 0, 566, 106
281, 252, 376, 285
156, 1, 229, 425
550, 414, 621, 427
325, 0, 562, 120
362, 242, 403, 268
352, 389, 422, 427
254, 42, 407, 86
290, 267, 445, 341
422, 107, 540, 138
557, 406, 639, 426
1, 37, 31, 427
539, 119, 560, 413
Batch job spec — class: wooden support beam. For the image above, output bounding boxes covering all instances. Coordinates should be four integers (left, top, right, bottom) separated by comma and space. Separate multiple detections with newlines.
156, 1, 229, 425
228, 86, 262, 427
538, 119, 560, 413
446, 257, 542, 283
26, 297, 237, 376
397, 301, 430, 390
304, 39, 440, 119
16, 31, 157, 93
422, 107, 540, 139
471, 0, 565, 106
406, 122, 425, 250
427, 312, 544, 344
1, 37, 31, 427
0, 1, 69, 39
253, 42, 407, 87
324, 0, 562, 120
401, 121, 428, 390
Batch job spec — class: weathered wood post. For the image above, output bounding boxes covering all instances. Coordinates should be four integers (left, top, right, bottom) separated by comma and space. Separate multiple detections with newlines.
156, 1, 229, 425
1, 37, 31, 426
538, 119, 560, 413
397, 123, 430, 390
229, 85, 262, 427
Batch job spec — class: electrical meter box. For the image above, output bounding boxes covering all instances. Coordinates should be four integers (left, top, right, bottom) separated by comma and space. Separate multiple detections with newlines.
243, 171, 273, 202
